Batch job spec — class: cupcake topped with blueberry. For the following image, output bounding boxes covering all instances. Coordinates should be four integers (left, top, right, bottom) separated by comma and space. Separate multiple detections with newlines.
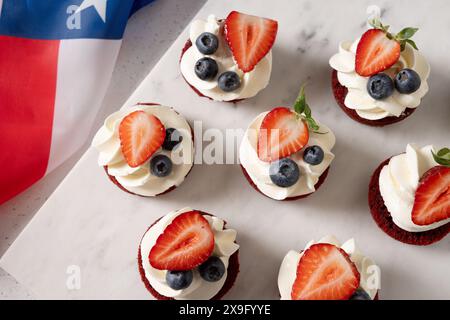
180, 11, 278, 102
369, 144, 450, 245
330, 18, 430, 126
278, 235, 379, 300
239, 86, 335, 200
92, 103, 194, 197
138, 208, 240, 300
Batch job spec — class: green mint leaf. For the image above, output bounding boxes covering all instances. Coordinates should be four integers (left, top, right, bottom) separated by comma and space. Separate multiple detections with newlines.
432, 148, 450, 167
396, 27, 419, 40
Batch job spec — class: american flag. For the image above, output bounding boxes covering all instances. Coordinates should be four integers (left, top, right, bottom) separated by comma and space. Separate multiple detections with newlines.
0, 0, 154, 204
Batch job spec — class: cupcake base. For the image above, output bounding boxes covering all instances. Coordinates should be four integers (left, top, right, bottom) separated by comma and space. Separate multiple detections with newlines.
331, 70, 416, 127
138, 212, 240, 300
180, 39, 243, 103
241, 165, 330, 201
104, 103, 194, 197
368, 158, 450, 246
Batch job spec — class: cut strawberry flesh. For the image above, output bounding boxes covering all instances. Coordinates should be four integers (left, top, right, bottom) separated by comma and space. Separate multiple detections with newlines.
257, 107, 309, 162
149, 211, 214, 271
119, 110, 165, 168
355, 29, 400, 77
412, 166, 450, 226
291, 243, 360, 300
225, 11, 278, 73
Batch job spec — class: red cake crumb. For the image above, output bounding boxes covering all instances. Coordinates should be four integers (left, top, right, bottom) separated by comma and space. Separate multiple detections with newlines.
103, 103, 194, 197
138, 213, 240, 300
180, 39, 243, 103
331, 70, 416, 127
240, 165, 330, 201
368, 158, 449, 245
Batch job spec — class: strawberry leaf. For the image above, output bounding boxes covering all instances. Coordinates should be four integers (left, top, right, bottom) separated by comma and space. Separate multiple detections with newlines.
432, 148, 450, 167
293, 85, 321, 133
369, 18, 419, 51
396, 27, 419, 40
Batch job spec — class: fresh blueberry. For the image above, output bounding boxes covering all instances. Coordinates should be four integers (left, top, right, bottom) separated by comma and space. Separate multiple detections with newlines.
162, 128, 183, 151
198, 256, 226, 282
303, 145, 324, 165
166, 270, 193, 290
367, 73, 394, 100
218, 71, 241, 92
150, 155, 172, 177
395, 68, 421, 94
350, 288, 371, 300
195, 57, 218, 80
195, 32, 219, 55
269, 158, 300, 188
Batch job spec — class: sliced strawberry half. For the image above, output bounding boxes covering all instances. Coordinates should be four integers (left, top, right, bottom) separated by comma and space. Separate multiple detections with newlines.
149, 211, 214, 271
257, 107, 309, 162
355, 29, 401, 77
119, 110, 165, 168
412, 166, 450, 226
291, 243, 360, 300
225, 11, 278, 73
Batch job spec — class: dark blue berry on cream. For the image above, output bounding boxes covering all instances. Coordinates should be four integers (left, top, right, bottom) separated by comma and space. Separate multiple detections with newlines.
195, 32, 219, 55
195, 57, 218, 80
198, 256, 226, 282
166, 270, 193, 290
269, 158, 300, 188
150, 155, 172, 177
303, 145, 324, 165
395, 68, 421, 94
367, 73, 394, 100
218, 71, 241, 92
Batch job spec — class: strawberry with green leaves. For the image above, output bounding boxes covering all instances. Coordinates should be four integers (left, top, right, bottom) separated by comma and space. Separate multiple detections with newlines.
411, 148, 450, 226
257, 86, 321, 162
356, 19, 419, 77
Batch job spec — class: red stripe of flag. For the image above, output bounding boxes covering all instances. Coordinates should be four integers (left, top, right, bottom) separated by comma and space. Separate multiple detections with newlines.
0, 36, 60, 204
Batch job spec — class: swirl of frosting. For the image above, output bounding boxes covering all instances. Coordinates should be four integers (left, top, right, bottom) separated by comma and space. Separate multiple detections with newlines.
180, 15, 272, 101
278, 235, 379, 300
92, 105, 194, 196
140, 208, 239, 300
239, 112, 335, 200
379, 144, 450, 232
329, 39, 430, 120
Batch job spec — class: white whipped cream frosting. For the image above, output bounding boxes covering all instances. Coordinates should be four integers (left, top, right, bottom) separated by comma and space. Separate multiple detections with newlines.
329, 39, 430, 120
379, 144, 450, 232
140, 207, 239, 300
239, 112, 335, 200
180, 14, 272, 101
92, 105, 194, 196
278, 235, 379, 300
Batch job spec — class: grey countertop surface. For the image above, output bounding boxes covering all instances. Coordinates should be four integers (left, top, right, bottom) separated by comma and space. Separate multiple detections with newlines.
0, 0, 206, 299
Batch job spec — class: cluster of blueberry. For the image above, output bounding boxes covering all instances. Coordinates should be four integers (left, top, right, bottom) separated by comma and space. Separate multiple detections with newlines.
367, 68, 421, 100
165, 256, 226, 290
269, 146, 325, 188
194, 32, 241, 92
150, 128, 183, 177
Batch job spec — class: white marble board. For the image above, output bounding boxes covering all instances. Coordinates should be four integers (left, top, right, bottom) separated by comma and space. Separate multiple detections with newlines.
1, 0, 449, 299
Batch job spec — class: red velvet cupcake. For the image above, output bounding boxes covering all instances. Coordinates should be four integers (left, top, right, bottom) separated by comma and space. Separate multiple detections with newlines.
329, 18, 429, 126
179, 12, 277, 102
138, 208, 239, 300
368, 144, 450, 245
278, 236, 380, 300
239, 87, 335, 201
92, 103, 194, 197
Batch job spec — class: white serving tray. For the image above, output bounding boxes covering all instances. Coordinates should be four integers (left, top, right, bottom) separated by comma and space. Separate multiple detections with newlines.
1, 0, 449, 299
